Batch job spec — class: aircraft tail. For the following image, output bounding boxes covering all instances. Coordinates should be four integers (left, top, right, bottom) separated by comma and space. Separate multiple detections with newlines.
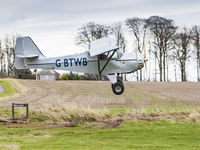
15, 37, 44, 69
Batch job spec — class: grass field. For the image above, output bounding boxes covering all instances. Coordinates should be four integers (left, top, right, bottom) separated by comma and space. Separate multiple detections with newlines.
0, 121, 200, 150
1, 79, 200, 149
0, 80, 20, 98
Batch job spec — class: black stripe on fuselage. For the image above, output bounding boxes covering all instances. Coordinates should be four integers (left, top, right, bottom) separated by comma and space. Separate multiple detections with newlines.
87, 59, 137, 62
28, 63, 55, 66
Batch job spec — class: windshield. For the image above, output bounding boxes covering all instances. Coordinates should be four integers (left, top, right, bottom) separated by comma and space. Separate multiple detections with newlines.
99, 50, 124, 60
117, 50, 124, 59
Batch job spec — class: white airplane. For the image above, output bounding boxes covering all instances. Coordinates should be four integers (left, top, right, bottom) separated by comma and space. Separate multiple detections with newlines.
15, 37, 147, 95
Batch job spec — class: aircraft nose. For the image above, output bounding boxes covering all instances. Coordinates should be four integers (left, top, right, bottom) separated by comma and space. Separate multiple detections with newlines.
137, 53, 148, 70
138, 61, 144, 69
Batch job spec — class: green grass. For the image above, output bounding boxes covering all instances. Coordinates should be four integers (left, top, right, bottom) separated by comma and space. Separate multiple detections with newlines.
0, 80, 20, 98
1, 120, 200, 150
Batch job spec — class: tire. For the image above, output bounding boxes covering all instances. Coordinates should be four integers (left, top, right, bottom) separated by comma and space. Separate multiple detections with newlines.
112, 82, 124, 95
111, 79, 123, 89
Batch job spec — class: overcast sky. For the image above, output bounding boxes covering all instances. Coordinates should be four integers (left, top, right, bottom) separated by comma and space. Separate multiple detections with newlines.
0, 0, 200, 57
0, 0, 200, 81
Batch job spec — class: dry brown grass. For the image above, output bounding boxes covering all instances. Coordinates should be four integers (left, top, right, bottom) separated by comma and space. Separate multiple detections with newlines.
2, 80, 200, 109
127, 109, 200, 122
1, 80, 200, 123
31, 99, 110, 122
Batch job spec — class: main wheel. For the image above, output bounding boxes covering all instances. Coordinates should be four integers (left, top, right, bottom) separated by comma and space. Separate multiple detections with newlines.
111, 79, 124, 89
112, 82, 124, 95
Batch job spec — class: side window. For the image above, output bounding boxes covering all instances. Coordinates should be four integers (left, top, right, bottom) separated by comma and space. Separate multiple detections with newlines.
99, 51, 120, 60
106, 51, 118, 59
112, 52, 118, 59
117, 51, 124, 59
99, 54, 107, 59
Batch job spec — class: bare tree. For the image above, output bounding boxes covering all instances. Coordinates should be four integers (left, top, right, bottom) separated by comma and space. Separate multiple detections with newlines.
111, 22, 127, 80
148, 40, 152, 81
153, 43, 158, 81
173, 55, 178, 82
0, 40, 5, 76
173, 27, 191, 82
4, 35, 11, 76
126, 17, 147, 81
75, 22, 111, 47
111, 22, 126, 53
146, 16, 177, 82
191, 25, 200, 81
3, 34, 20, 77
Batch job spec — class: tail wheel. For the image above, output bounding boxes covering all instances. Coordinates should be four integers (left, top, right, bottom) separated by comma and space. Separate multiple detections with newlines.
112, 82, 124, 95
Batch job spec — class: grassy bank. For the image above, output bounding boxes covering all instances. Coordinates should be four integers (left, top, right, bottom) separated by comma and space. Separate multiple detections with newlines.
0, 120, 200, 150
0, 80, 20, 98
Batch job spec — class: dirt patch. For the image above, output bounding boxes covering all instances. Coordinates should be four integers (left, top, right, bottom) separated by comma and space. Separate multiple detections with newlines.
0, 117, 29, 124
1, 110, 200, 129
85, 118, 124, 129
0, 144, 20, 150
0, 117, 123, 129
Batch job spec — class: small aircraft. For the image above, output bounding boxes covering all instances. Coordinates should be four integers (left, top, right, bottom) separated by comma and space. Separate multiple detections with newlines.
15, 37, 147, 95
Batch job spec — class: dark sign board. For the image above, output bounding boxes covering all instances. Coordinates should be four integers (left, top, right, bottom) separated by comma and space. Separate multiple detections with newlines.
12, 103, 29, 119
13, 103, 27, 107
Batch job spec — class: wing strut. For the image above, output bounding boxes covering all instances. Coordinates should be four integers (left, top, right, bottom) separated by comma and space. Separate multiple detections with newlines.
97, 50, 117, 80
97, 55, 102, 80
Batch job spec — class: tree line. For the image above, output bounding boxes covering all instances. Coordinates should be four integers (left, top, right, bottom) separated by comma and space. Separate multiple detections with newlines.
75, 16, 200, 82
0, 34, 20, 78
0, 16, 200, 82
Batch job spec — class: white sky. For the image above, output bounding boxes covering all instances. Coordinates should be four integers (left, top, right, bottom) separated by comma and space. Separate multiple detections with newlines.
0, 0, 200, 81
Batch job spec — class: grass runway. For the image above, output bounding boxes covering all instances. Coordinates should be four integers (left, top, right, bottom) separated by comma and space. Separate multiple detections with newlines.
1, 79, 200, 150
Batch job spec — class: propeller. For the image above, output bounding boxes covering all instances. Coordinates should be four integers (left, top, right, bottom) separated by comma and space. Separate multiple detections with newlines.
143, 41, 148, 72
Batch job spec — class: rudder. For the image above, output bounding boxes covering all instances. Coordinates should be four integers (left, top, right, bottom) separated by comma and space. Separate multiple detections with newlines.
15, 37, 44, 69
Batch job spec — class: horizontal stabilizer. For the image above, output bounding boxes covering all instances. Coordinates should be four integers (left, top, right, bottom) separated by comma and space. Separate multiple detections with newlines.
89, 38, 119, 57
17, 54, 39, 58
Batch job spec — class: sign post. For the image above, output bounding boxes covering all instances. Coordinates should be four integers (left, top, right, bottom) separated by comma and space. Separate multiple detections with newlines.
12, 103, 29, 120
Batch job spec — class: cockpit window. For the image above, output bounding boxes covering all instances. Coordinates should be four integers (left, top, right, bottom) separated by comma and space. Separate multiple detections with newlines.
99, 50, 124, 60
99, 54, 107, 59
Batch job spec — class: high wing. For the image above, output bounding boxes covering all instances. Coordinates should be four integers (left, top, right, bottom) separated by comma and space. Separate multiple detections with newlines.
89, 38, 120, 80
89, 38, 119, 57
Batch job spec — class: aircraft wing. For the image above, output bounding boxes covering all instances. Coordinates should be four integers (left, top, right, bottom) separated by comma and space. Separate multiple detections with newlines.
89, 38, 119, 57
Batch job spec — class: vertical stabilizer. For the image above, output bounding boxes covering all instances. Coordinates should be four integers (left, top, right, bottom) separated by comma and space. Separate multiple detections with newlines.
15, 37, 44, 69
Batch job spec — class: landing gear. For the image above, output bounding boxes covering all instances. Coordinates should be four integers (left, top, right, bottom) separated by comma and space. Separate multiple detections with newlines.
111, 81, 124, 95
107, 74, 125, 95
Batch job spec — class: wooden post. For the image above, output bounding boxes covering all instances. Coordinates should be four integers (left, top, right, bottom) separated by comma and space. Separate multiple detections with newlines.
26, 104, 29, 119
12, 103, 14, 120
97, 55, 102, 80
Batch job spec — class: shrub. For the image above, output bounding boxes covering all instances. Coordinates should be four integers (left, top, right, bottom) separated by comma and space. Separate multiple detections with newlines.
61, 75, 69, 80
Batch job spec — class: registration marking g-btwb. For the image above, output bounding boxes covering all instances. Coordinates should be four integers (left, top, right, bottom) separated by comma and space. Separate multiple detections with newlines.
55, 58, 87, 67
